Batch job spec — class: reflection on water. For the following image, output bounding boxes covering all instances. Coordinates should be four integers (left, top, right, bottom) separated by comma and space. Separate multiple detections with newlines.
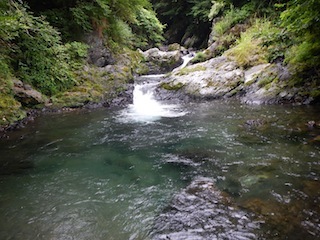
0, 100, 319, 239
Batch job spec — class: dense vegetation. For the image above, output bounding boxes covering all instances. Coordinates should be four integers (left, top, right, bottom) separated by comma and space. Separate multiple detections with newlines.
0, 0, 164, 126
0, 0, 319, 128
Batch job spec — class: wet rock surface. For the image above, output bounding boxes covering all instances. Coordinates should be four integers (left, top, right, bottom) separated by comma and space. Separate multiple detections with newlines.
152, 177, 261, 240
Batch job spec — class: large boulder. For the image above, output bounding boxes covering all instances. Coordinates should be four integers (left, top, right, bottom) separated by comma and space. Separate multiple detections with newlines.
156, 54, 317, 104
13, 79, 46, 107
152, 177, 261, 240
141, 48, 183, 74
157, 56, 244, 100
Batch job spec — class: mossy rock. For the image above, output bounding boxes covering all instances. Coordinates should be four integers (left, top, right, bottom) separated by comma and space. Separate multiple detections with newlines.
160, 82, 184, 91
190, 51, 210, 64
177, 65, 207, 75
0, 94, 26, 126
52, 91, 103, 108
168, 43, 181, 51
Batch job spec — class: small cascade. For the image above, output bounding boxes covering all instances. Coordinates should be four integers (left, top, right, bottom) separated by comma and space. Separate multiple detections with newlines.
119, 76, 186, 123
119, 53, 194, 123
173, 53, 194, 72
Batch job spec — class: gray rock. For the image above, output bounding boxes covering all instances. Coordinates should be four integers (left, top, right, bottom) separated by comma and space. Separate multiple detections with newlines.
154, 54, 313, 105
85, 34, 115, 67
158, 56, 244, 100
142, 48, 183, 74
13, 79, 45, 107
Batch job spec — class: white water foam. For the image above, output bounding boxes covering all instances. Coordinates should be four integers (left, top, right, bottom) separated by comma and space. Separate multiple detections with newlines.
119, 83, 186, 123
118, 53, 194, 123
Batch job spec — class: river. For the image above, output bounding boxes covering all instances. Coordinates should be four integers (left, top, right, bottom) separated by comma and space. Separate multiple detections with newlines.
0, 72, 320, 239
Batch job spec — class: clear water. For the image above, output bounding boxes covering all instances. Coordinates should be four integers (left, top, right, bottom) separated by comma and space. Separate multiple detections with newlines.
1, 99, 320, 239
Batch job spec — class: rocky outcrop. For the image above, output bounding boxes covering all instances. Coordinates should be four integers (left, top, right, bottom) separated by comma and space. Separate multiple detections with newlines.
156, 56, 243, 100
156, 55, 317, 104
152, 177, 261, 240
13, 79, 46, 107
86, 34, 115, 67
141, 48, 183, 74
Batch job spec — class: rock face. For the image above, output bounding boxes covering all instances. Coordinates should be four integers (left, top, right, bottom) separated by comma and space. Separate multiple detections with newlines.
141, 48, 183, 74
156, 54, 315, 104
13, 79, 46, 107
174, 56, 243, 99
86, 34, 115, 67
152, 177, 261, 240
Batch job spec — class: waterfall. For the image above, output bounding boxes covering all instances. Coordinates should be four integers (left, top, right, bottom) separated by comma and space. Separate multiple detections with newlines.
173, 53, 194, 72
119, 53, 193, 123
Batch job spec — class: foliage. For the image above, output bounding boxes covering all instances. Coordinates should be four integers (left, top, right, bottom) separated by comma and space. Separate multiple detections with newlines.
0, 1, 78, 96
177, 65, 207, 75
225, 20, 268, 68
280, 0, 320, 71
132, 8, 165, 49
65, 41, 89, 69
39, 0, 164, 49
191, 51, 210, 64
188, 0, 213, 22
213, 4, 253, 38
286, 37, 320, 68
161, 82, 184, 91
209, 1, 226, 20
249, 19, 289, 63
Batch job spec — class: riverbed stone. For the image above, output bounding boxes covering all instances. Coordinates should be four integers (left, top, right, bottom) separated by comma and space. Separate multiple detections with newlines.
152, 177, 261, 240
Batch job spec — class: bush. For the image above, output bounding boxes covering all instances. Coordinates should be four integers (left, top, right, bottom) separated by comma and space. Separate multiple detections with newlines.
190, 51, 209, 64
132, 8, 165, 49
1, 2, 76, 96
285, 37, 320, 71
280, 0, 320, 71
225, 20, 269, 68
213, 4, 253, 38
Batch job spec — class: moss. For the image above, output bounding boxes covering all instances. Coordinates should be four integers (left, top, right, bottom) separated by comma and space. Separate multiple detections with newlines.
160, 82, 184, 91
310, 89, 320, 98
0, 94, 26, 126
168, 43, 181, 51
190, 52, 209, 64
177, 65, 207, 76
135, 63, 149, 75
258, 76, 275, 88
244, 79, 256, 86
52, 89, 103, 108
227, 87, 240, 97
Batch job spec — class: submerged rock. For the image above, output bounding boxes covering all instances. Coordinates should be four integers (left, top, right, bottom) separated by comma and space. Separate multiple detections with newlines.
152, 177, 261, 240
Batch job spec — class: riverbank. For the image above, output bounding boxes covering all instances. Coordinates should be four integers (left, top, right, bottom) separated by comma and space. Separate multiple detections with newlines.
1, 44, 319, 137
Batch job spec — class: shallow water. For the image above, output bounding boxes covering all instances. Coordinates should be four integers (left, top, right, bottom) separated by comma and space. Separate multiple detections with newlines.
0, 99, 320, 239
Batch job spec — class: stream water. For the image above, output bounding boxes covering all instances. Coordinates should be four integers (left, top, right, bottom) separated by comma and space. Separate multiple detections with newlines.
1, 72, 320, 239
